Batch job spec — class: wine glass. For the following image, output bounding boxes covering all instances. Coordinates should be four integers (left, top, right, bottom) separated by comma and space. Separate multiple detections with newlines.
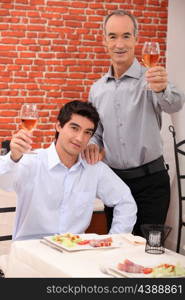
20, 103, 38, 154
142, 41, 160, 89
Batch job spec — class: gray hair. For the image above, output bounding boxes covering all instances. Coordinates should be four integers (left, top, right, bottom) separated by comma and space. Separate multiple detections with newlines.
103, 9, 138, 37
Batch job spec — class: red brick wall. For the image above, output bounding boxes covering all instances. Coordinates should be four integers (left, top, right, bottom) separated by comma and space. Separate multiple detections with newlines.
0, 0, 168, 148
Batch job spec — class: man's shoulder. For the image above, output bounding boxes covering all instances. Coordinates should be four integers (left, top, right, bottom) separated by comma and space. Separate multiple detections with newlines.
84, 160, 111, 173
20, 147, 47, 165
91, 73, 108, 88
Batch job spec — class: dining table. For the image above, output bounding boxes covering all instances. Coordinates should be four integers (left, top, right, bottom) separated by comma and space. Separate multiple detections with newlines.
4, 233, 185, 278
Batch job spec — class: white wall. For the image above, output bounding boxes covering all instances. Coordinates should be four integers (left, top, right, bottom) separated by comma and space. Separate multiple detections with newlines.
164, 0, 185, 254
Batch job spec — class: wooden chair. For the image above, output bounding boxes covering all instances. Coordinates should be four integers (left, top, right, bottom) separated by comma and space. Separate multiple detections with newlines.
169, 125, 185, 252
86, 198, 108, 235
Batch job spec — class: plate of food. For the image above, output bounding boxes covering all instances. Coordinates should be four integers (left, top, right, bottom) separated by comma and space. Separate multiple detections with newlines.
42, 233, 121, 252
109, 258, 185, 278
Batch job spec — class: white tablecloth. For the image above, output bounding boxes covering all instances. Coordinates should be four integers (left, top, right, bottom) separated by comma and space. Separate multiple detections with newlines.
5, 234, 185, 278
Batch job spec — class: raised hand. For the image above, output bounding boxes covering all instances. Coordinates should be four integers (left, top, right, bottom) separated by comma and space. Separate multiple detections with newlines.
10, 130, 33, 162
146, 66, 168, 92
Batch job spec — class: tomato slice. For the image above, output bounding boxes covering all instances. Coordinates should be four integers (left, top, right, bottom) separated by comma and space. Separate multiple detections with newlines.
77, 240, 90, 245
157, 264, 175, 271
143, 268, 153, 274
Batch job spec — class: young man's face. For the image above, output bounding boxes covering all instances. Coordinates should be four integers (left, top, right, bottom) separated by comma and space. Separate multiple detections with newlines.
56, 113, 94, 158
104, 15, 137, 69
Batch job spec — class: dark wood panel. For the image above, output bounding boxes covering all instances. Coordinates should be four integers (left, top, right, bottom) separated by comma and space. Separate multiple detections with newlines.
86, 211, 108, 235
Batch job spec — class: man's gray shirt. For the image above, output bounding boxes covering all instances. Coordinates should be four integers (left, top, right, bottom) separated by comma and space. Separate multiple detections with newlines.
89, 58, 185, 169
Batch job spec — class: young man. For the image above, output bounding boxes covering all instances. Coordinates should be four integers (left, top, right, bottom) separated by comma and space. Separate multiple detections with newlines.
83, 10, 185, 235
0, 100, 137, 240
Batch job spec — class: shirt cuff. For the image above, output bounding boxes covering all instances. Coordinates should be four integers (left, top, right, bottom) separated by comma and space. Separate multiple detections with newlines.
154, 85, 172, 104
3, 152, 21, 168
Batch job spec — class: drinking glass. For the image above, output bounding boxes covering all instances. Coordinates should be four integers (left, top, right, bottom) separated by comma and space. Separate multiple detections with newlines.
141, 224, 172, 254
142, 41, 160, 89
20, 103, 38, 154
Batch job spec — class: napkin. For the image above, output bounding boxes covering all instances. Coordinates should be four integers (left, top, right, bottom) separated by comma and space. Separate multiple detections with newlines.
121, 233, 146, 245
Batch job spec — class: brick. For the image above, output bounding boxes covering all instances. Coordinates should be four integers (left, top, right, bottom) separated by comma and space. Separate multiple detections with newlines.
1, 38, 19, 44
47, 1, 69, 7
27, 25, 46, 31
0, 24, 9, 30
0, 111, 17, 117
48, 20, 64, 26
20, 52, 36, 58
21, 39, 36, 45
0, 58, 13, 64
15, 59, 33, 65
0, 10, 9, 16
1, 31, 25, 37
0, 90, 18, 96
47, 92, 62, 98
29, 91, 45, 96
69, 66, 92, 73
62, 85, 84, 92
63, 92, 80, 98
0, 83, 8, 89
84, 22, 100, 29
0, 124, 16, 130
63, 15, 86, 22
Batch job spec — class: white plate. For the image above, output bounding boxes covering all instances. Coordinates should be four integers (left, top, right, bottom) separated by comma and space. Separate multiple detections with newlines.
109, 266, 151, 278
109, 264, 185, 278
43, 234, 122, 252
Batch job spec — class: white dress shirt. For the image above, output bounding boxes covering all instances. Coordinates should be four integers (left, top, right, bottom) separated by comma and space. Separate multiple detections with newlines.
0, 143, 137, 240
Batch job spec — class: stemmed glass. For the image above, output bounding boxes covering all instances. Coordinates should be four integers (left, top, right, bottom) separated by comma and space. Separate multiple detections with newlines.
142, 41, 160, 89
20, 103, 38, 154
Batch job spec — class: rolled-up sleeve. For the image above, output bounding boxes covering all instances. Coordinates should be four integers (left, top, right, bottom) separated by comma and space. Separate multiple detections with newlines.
153, 83, 185, 113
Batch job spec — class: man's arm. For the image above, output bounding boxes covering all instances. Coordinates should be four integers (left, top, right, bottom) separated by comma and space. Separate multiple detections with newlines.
10, 129, 33, 162
81, 88, 105, 164
146, 66, 185, 113
0, 129, 33, 191
96, 162, 137, 234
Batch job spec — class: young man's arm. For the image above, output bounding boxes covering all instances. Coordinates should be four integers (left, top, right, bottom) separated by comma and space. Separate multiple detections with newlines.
0, 129, 33, 191
96, 162, 137, 234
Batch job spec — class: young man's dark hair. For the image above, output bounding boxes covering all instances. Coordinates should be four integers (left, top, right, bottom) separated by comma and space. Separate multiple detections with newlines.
55, 100, 100, 140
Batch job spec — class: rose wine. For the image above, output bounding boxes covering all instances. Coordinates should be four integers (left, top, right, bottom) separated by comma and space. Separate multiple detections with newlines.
21, 118, 37, 131
142, 53, 160, 68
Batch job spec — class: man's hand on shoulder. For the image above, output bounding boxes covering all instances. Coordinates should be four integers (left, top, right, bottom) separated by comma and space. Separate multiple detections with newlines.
146, 66, 167, 92
10, 129, 33, 162
81, 144, 105, 164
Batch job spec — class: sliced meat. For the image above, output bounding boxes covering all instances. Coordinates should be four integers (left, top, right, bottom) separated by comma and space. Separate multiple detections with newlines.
118, 259, 145, 273
89, 237, 112, 247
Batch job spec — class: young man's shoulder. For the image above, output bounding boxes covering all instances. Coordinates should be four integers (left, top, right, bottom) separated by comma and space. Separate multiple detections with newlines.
18, 147, 47, 165
84, 160, 111, 173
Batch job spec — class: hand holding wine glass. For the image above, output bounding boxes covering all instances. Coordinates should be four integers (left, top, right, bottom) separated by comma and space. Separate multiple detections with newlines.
142, 41, 160, 89
20, 103, 38, 154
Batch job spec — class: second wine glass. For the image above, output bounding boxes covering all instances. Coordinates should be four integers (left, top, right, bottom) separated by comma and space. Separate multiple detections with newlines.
20, 103, 38, 154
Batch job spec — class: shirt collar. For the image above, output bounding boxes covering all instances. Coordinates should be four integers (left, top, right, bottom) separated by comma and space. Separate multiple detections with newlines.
105, 58, 142, 81
47, 142, 87, 170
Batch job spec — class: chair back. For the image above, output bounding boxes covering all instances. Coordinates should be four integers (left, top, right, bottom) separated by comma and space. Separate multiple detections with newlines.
169, 125, 185, 252
0, 189, 16, 244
